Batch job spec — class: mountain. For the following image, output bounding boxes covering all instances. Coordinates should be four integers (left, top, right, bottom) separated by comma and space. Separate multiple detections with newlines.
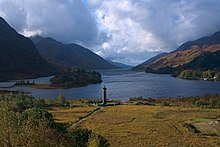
174, 31, 220, 52
0, 17, 57, 81
31, 36, 118, 70
107, 60, 133, 69
179, 50, 220, 71
132, 52, 168, 71
135, 31, 220, 73
173, 51, 220, 80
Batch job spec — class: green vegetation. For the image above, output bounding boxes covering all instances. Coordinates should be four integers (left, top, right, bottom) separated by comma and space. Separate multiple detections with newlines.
0, 93, 109, 146
128, 94, 220, 108
51, 67, 102, 88
55, 93, 70, 107
174, 69, 220, 80
192, 118, 211, 123
171, 50, 220, 80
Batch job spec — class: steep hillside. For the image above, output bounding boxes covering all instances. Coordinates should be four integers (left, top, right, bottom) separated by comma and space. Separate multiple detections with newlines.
132, 52, 168, 71
0, 17, 57, 81
181, 50, 220, 70
31, 36, 118, 70
173, 51, 220, 80
143, 31, 220, 73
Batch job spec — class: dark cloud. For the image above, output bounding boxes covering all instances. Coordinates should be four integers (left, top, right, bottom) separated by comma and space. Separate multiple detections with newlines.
0, 0, 102, 45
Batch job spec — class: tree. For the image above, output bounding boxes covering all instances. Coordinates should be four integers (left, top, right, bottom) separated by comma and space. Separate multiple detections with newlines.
202, 70, 214, 78
56, 93, 65, 105
0, 100, 20, 146
56, 93, 69, 107
209, 99, 216, 108
70, 127, 109, 147
194, 100, 201, 107
70, 127, 93, 147
19, 107, 54, 126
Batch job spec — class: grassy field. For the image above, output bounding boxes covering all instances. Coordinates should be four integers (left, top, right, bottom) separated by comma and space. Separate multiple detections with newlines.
50, 104, 220, 147
49, 106, 99, 125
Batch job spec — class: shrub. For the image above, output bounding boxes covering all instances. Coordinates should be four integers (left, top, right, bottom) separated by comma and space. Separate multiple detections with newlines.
88, 132, 110, 147
19, 107, 54, 126
194, 100, 202, 107
56, 93, 70, 107
0, 93, 109, 146
70, 127, 93, 147
70, 127, 109, 147
161, 101, 170, 106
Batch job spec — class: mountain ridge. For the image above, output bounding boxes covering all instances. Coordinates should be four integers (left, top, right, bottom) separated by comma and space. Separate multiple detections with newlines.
0, 17, 58, 81
31, 36, 118, 70
134, 30, 220, 73
132, 52, 168, 71
174, 31, 220, 52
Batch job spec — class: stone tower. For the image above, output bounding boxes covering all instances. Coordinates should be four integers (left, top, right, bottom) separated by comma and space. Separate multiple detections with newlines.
102, 85, 107, 105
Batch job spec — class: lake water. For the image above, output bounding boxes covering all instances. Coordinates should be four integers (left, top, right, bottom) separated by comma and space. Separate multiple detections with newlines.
0, 69, 220, 100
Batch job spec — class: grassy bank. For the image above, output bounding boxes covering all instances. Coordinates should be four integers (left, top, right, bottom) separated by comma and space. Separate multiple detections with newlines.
1, 92, 219, 146
48, 96, 220, 147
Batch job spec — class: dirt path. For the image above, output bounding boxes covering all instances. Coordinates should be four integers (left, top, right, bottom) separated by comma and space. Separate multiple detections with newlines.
70, 107, 102, 127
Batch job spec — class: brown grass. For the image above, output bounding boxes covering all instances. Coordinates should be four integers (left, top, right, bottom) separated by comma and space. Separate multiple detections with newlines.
151, 44, 220, 69
49, 106, 98, 125
29, 84, 57, 89
77, 105, 220, 147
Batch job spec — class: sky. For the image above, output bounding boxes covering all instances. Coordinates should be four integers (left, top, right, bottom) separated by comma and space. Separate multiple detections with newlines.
0, 0, 220, 65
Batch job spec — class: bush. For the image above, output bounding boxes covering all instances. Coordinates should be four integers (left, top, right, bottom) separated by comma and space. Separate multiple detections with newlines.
56, 93, 70, 107
70, 127, 93, 147
0, 93, 45, 112
161, 101, 170, 106
88, 132, 110, 147
70, 127, 109, 147
194, 100, 202, 107
0, 100, 70, 146
0, 93, 109, 146
19, 107, 54, 126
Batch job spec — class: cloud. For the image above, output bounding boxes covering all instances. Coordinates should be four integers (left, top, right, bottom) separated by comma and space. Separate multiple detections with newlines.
0, 0, 103, 45
0, 0, 220, 65
89, 0, 220, 64
0, 0, 27, 32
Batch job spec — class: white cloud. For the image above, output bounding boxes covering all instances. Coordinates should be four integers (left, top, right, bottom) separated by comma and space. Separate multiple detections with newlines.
88, 0, 220, 65
22, 29, 42, 37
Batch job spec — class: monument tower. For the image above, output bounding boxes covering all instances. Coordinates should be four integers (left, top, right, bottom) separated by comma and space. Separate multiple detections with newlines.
102, 85, 107, 105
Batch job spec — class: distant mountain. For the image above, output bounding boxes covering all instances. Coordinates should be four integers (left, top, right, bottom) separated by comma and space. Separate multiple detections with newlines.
0, 17, 57, 81
107, 60, 133, 69
132, 52, 168, 71
135, 31, 220, 73
31, 36, 118, 70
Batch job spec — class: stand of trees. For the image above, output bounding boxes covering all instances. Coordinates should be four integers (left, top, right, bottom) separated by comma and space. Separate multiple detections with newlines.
51, 67, 102, 88
0, 93, 109, 146
173, 69, 220, 80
